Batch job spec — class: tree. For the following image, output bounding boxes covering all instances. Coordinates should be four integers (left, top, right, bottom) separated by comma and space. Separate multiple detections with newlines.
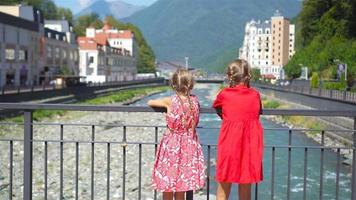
284, 63, 302, 79
56, 7, 73, 24
73, 13, 102, 36
251, 68, 261, 81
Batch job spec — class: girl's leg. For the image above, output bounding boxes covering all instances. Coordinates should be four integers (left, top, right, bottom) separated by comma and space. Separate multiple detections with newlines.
238, 184, 251, 200
216, 182, 232, 200
174, 192, 185, 200
163, 192, 174, 200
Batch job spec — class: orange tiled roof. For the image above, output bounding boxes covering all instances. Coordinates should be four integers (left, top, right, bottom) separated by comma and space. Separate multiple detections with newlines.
77, 37, 98, 50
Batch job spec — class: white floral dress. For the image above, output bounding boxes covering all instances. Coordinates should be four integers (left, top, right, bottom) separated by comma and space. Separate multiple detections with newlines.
152, 95, 205, 192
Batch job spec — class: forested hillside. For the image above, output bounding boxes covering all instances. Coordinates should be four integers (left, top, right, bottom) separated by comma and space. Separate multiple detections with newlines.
285, 0, 356, 86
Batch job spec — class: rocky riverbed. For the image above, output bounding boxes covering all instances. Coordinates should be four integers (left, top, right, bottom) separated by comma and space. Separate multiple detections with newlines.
0, 91, 213, 200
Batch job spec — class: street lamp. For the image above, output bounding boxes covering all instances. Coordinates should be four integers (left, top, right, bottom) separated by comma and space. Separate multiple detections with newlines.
185, 57, 189, 70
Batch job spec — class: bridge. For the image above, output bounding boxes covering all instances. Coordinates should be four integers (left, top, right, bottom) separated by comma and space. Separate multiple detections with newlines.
0, 103, 355, 200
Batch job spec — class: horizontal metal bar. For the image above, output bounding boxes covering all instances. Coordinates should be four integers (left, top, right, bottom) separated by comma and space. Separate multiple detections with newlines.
1, 121, 355, 133
1, 139, 353, 150
1, 103, 356, 116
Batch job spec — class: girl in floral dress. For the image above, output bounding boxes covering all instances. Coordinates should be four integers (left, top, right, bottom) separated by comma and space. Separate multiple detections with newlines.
148, 69, 205, 200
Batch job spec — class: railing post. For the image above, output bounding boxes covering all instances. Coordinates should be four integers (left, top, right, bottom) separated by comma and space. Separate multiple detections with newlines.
23, 111, 33, 200
352, 117, 356, 200
186, 191, 193, 200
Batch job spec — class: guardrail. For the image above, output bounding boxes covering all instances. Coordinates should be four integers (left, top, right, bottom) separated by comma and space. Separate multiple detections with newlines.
0, 103, 355, 200
254, 83, 356, 104
0, 78, 166, 96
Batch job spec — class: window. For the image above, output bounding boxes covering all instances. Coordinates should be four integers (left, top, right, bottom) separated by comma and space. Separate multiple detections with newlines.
5, 49, 15, 60
266, 61, 268, 65
63, 50, 67, 59
47, 46, 52, 58
19, 50, 27, 61
89, 56, 94, 63
55, 48, 60, 58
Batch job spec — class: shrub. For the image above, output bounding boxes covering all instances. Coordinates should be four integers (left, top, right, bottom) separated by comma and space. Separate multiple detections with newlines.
310, 72, 319, 88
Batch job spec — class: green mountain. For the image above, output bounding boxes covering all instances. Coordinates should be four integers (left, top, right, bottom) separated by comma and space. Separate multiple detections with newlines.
76, 0, 146, 19
125, 0, 301, 72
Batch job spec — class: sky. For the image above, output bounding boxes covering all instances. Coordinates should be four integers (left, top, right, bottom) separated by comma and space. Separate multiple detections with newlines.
53, 0, 157, 13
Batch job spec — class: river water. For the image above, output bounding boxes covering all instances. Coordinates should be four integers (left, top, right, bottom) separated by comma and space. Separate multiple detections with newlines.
132, 84, 352, 200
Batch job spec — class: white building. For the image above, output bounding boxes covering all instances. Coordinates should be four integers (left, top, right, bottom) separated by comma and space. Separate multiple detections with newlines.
78, 23, 137, 83
239, 11, 295, 80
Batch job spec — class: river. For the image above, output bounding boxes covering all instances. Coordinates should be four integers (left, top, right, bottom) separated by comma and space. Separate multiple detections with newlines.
131, 84, 352, 200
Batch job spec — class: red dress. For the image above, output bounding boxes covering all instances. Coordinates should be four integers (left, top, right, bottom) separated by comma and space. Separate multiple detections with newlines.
212, 85, 263, 183
152, 95, 205, 192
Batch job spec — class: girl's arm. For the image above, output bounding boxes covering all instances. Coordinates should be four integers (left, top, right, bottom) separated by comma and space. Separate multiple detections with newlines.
148, 97, 171, 112
212, 91, 224, 119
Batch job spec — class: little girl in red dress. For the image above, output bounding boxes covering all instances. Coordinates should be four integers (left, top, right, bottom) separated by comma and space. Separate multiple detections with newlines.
212, 59, 264, 200
148, 69, 205, 200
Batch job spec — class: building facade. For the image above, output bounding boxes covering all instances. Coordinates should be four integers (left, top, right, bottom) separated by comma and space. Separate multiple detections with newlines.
0, 5, 79, 87
0, 6, 43, 87
78, 23, 137, 83
239, 11, 295, 80
42, 20, 79, 84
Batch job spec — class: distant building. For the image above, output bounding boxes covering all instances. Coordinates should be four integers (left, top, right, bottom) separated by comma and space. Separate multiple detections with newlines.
239, 10, 295, 80
42, 20, 79, 84
0, 5, 43, 87
78, 22, 137, 83
0, 5, 79, 87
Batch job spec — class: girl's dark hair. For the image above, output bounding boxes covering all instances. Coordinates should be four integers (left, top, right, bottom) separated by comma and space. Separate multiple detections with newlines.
170, 68, 194, 95
226, 59, 251, 87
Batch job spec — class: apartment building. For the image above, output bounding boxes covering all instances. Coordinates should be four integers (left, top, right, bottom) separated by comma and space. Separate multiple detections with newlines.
0, 6, 43, 87
239, 10, 295, 80
0, 5, 79, 87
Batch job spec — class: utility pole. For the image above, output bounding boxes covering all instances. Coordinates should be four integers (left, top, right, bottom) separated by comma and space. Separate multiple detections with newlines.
185, 57, 189, 70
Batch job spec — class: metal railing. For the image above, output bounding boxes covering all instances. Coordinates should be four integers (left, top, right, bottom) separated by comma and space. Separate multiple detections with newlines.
0, 103, 355, 200
0, 78, 166, 96
254, 83, 356, 104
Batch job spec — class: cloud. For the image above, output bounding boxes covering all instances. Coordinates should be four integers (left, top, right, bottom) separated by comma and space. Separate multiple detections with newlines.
77, 0, 97, 10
